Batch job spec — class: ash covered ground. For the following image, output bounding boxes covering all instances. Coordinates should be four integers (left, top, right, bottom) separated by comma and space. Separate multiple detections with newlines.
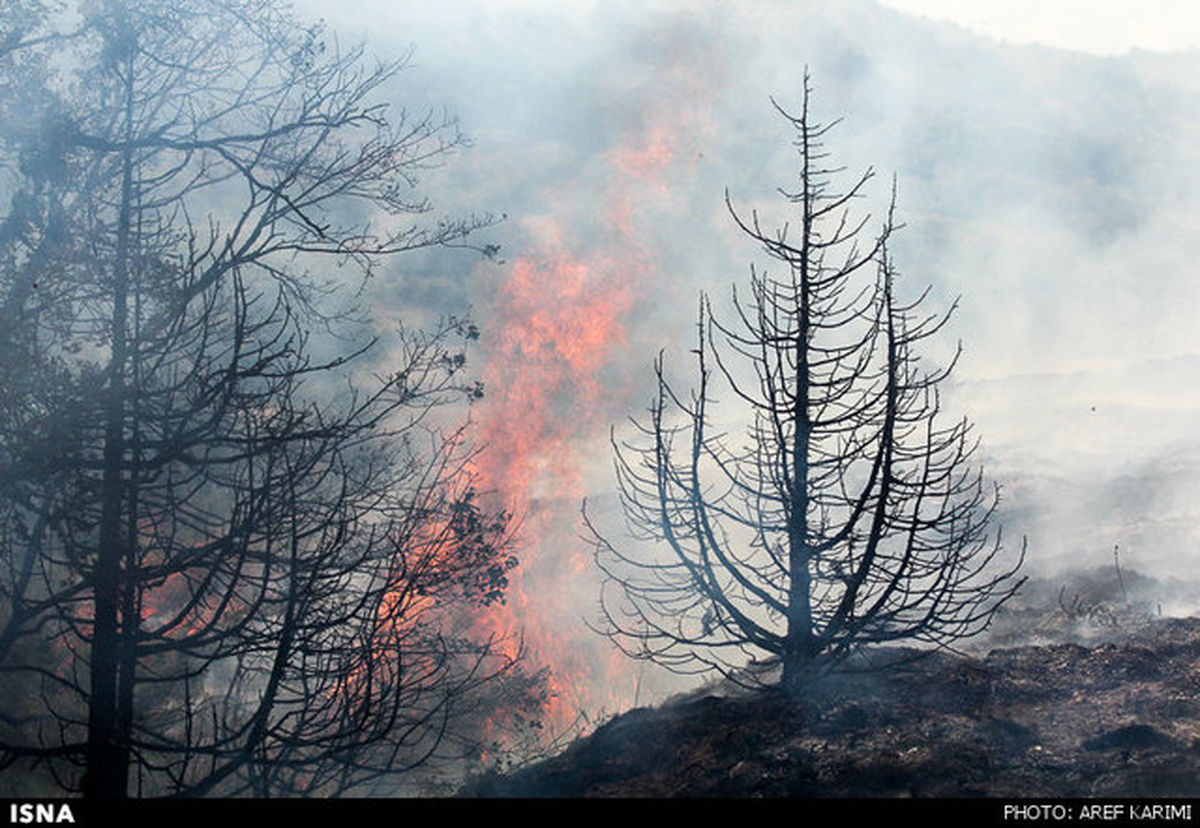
461, 567, 1200, 798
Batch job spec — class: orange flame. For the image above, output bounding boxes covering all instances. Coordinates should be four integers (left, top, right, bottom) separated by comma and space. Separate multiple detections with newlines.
469, 130, 705, 736
467, 22, 721, 744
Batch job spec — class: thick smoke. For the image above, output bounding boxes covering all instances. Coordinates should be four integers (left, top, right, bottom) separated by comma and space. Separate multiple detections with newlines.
294, 0, 1200, 710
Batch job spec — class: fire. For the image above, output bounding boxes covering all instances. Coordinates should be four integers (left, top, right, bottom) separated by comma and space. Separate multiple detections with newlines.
469, 104, 710, 737
471, 227, 634, 728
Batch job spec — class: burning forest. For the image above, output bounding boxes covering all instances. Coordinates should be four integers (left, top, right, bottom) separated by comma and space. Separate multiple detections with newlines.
4, 0, 1200, 810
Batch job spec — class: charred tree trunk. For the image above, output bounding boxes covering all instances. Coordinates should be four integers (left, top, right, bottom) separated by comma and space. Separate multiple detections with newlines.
84, 45, 136, 799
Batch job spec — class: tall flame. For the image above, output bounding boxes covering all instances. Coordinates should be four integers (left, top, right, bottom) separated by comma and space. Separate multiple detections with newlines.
471, 93, 710, 734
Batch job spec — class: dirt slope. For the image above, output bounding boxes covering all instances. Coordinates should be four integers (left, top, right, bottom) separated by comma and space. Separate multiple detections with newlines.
463, 598, 1200, 798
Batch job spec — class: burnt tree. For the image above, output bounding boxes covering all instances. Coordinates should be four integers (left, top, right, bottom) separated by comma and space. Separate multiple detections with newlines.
590, 76, 1024, 696
0, 0, 517, 797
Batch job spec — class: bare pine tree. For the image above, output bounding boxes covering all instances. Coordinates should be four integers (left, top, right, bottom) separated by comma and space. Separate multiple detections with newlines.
589, 75, 1025, 697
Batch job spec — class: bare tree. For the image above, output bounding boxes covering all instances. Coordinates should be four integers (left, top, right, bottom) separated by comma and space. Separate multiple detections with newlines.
589, 75, 1025, 697
0, 0, 519, 798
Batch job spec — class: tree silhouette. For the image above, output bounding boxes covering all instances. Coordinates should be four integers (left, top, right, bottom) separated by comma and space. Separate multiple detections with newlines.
0, 0, 517, 797
589, 75, 1025, 697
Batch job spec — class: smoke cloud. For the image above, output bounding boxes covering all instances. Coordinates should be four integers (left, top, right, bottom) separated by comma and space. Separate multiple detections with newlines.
293, 0, 1200, 711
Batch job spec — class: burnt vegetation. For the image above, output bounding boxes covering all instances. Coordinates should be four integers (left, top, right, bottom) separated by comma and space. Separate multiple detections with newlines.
0, 0, 528, 798
467, 570, 1200, 798
588, 75, 1025, 697
3, 1, 1195, 805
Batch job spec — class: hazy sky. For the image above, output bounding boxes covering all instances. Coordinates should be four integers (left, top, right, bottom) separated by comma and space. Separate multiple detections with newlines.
879, 0, 1200, 54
